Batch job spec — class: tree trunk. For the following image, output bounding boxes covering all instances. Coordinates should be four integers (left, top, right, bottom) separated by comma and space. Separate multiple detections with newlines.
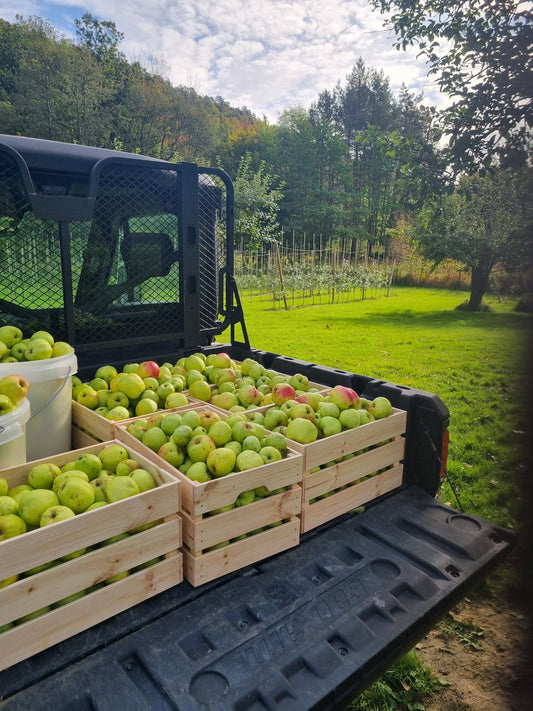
468, 264, 491, 310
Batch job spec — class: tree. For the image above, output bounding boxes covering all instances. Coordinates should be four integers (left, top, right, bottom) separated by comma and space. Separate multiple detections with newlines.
371, 0, 533, 172
414, 168, 533, 309
233, 153, 284, 251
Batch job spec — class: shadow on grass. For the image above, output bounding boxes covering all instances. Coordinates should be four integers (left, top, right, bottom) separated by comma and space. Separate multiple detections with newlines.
330, 308, 532, 331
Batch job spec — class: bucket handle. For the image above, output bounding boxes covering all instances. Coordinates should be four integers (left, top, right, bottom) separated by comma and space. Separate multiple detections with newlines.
29, 366, 73, 421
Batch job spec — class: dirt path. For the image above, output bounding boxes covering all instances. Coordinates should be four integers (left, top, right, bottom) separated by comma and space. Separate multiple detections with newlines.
416, 591, 532, 710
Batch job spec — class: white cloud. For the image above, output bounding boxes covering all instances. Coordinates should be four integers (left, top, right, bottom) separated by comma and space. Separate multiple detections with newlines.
1, 0, 448, 121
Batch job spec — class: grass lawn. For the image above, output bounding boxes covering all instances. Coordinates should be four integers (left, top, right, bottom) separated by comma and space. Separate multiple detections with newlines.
218, 284, 533, 709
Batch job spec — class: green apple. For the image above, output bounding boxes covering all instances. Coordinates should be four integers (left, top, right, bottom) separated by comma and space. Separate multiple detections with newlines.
290, 402, 316, 422
90, 474, 114, 502
98, 444, 129, 472
358, 410, 375, 425
51, 341, 74, 357
7, 484, 32, 504
263, 431, 288, 453
142, 426, 168, 452
187, 379, 212, 402
259, 445, 283, 464
181, 410, 202, 429
206, 447, 236, 477
171, 424, 193, 447
40, 505, 76, 526
242, 435, 262, 452
10, 341, 28, 361
57, 478, 95, 513
235, 450, 264, 471
30, 330, 54, 345
105, 405, 131, 421
0, 340, 7, 359
185, 461, 211, 482
52, 469, 90, 494
187, 434, 216, 463
129, 468, 156, 492
61, 547, 88, 561
105, 476, 140, 502
339, 408, 361, 429
235, 489, 256, 506
0, 325, 23, 348
285, 417, 319, 444
0, 394, 14, 414
136, 397, 158, 417
0, 374, 30, 405
95, 365, 118, 384
85, 501, 108, 511
230, 420, 257, 443
317, 415, 343, 437
209, 391, 239, 410
53, 589, 87, 607
25, 337, 53, 360
16, 606, 52, 624
27, 462, 62, 489
106, 390, 130, 409
74, 453, 103, 481
89, 377, 109, 392
369, 396, 393, 419
0, 496, 19, 515
318, 401, 340, 418
128, 420, 149, 440
160, 412, 183, 435
207, 420, 233, 446
118, 372, 145, 400
0, 477, 8, 496
122, 363, 139, 374
77, 386, 100, 409
0, 514, 28, 541
115, 458, 140, 476
18, 489, 60, 526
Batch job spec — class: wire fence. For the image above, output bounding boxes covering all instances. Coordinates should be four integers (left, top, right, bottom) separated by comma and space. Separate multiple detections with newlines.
234, 234, 395, 309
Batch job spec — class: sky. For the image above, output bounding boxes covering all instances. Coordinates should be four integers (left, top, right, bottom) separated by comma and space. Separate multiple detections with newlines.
0, 0, 447, 122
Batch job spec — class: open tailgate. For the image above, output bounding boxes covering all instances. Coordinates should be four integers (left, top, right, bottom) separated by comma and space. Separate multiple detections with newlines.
0, 485, 513, 710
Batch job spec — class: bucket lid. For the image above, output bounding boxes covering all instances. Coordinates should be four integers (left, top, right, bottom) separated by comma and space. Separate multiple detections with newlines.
0, 351, 78, 383
0, 397, 31, 446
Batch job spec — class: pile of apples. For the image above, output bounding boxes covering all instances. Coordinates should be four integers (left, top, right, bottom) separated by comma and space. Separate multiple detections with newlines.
126, 407, 291, 493
257, 384, 394, 445
0, 325, 73, 363
0, 443, 158, 545
0, 374, 30, 416
73, 360, 191, 421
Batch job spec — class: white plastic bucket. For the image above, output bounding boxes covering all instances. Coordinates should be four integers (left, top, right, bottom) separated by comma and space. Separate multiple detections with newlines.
0, 397, 31, 469
0, 351, 77, 461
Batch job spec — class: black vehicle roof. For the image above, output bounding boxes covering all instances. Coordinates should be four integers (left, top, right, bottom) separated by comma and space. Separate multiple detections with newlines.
0, 134, 164, 176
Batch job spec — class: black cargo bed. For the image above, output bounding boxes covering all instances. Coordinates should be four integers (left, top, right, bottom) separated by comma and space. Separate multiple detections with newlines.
0, 486, 513, 710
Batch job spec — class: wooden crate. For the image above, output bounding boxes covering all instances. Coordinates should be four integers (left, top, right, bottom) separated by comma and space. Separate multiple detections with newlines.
0, 440, 182, 671
71, 396, 201, 444
289, 409, 407, 532
115, 405, 304, 585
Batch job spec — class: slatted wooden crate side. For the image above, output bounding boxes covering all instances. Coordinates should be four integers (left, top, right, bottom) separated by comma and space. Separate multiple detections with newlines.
300, 464, 404, 533
181, 486, 302, 553
0, 553, 183, 673
302, 438, 405, 503
0, 518, 181, 626
183, 517, 300, 587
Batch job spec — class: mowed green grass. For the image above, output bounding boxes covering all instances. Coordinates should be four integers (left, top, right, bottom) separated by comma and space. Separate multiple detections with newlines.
218, 287, 532, 531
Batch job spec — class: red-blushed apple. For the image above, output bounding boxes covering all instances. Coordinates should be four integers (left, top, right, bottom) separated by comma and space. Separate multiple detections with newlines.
206, 352, 232, 369
328, 385, 360, 410
215, 367, 238, 386
198, 409, 221, 430
207, 447, 237, 476
136, 360, 160, 380
0, 374, 30, 404
210, 391, 239, 410
295, 392, 320, 410
285, 417, 319, 444
237, 384, 262, 407
157, 441, 185, 468
271, 382, 297, 406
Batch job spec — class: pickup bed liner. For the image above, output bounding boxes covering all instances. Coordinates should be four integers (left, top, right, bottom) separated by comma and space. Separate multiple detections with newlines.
0, 486, 513, 710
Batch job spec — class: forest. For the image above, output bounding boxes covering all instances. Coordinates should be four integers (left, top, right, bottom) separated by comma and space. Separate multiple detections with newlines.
1, 8, 531, 310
